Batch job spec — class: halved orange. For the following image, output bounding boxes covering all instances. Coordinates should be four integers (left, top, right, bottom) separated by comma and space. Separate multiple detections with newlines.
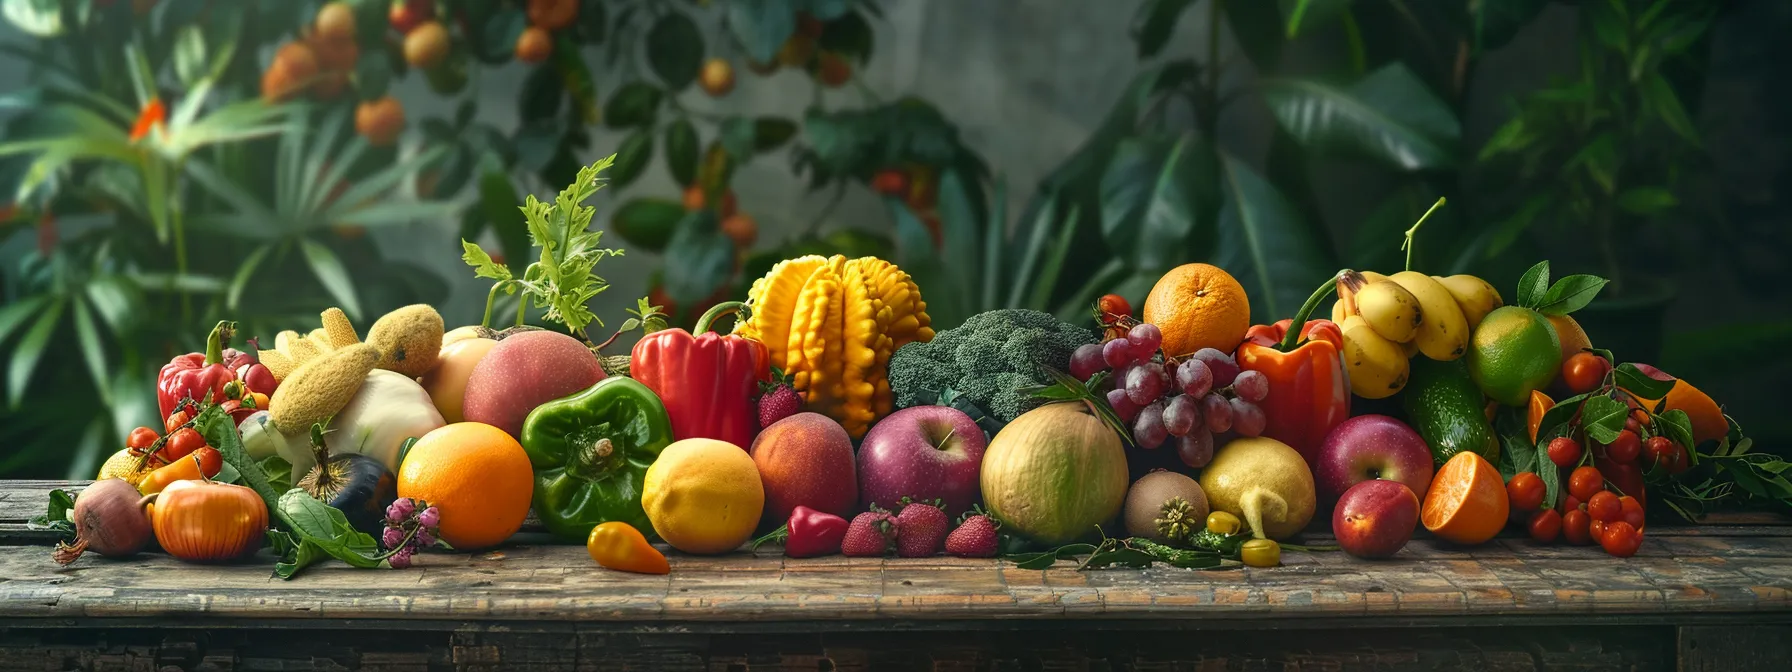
1528, 390, 1555, 445
1421, 451, 1510, 545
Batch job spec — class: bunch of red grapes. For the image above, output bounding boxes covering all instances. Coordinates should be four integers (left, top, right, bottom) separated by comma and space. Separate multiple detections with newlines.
1069, 323, 1269, 469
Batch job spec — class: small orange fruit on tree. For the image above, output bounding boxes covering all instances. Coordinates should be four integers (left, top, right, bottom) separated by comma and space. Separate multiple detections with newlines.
314, 2, 357, 42
515, 26, 553, 64
698, 58, 735, 97
355, 96, 406, 147
526, 0, 579, 31
721, 213, 757, 249
814, 52, 852, 88
260, 41, 318, 102
403, 20, 450, 69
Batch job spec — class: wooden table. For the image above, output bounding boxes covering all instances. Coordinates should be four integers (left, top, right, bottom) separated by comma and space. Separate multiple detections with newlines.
2, 480, 1790, 671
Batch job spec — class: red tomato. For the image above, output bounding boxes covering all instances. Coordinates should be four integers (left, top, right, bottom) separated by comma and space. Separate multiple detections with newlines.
1586, 491, 1620, 522
163, 427, 206, 462
1568, 466, 1605, 502
1560, 352, 1611, 394
147, 480, 267, 563
1528, 509, 1562, 543
1589, 519, 1609, 545
164, 410, 191, 434
127, 426, 160, 450
1548, 437, 1582, 468
1563, 510, 1593, 545
1647, 436, 1686, 473
1506, 472, 1545, 511
1605, 429, 1641, 465
1618, 495, 1646, 530
1600, 521, 1643, 558
1562, 494, 1584, 514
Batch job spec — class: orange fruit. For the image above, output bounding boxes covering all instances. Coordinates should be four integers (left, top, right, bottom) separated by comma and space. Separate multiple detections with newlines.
1527, 390, 1554, 445
515, 26, 552, 64
397, 422, 534, 550
355, 96, 406, 147
526, 0, 578, 31
699, 58, 735, 96
721, 213, 757, 248
314, 2, 356, 42
1421, 451, 1510, 546
261, 41, 318, 102
404, 20, 450, 69
1547, 314, 1592, 363
1141, 263, 1251, 358
1633, 376, 1727, 445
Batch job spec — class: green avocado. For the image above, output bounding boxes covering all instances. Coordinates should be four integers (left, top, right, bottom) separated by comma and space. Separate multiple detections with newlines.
1403, 356, 1501, 466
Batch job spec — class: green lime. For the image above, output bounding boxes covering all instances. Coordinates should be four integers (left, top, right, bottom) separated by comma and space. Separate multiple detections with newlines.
1466, 306, 1562, 406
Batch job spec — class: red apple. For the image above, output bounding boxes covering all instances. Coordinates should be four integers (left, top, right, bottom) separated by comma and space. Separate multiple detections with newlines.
1332, 479, 1419, 559
1315, 414, 1433, 503
858, 405, 986, 517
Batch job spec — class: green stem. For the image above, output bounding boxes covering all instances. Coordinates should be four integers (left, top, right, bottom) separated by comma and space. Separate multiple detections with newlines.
204, 320, 235, 366
748, 524, 790, 552
514, 289, 528, 327
1277, 277, 1339, 352
693, 301, 748, 335
480, 282, 504, 329
1401, 197, 1447, 272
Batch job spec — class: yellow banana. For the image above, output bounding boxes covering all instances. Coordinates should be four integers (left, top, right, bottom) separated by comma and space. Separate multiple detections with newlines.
1388, 271, 1469, 361
1338, 271, 1422, 343
1433, 274, 1503, 329
1339, 315, 1410, 399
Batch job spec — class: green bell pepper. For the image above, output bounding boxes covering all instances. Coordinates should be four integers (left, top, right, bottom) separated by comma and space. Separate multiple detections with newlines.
519, 376, 674, 542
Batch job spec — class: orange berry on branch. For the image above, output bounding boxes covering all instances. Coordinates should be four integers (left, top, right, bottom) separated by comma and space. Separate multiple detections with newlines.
315, 2, 357, 42
527, 0, 578, 31
404, 20, 450, 69
813, 52, 851, 88
721, 213, 757, 249
388, 0, 432, 34
355, 96, 406, 147
260, 41, 319, 102
515, 26, 553, 64
699, 58, 736, 97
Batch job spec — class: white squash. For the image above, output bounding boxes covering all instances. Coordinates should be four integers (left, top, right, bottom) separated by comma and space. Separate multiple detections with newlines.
276, 369, 445, 479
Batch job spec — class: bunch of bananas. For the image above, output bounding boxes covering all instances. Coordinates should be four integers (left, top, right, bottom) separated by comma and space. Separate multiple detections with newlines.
1330, 270, 1502, 399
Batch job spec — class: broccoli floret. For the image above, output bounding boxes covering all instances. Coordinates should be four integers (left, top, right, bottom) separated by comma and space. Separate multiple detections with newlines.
888, 308, 1097, 422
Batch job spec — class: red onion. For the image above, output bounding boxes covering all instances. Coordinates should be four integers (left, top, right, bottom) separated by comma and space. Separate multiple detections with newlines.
52, 478, 153, 565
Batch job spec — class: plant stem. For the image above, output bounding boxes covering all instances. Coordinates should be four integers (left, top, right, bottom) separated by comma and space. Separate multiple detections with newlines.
480, 282, 504, 328
1401, 197, 1447, 272
1278, 277, 1339, 352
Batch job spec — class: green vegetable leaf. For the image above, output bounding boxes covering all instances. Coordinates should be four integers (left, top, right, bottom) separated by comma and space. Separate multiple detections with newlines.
259, 453, 294, 494
1006, 542, 1098, 570
198, 404, 281, 512
27, 488, 75, 540
1536, 274, 1609, 316
1613, 363, 1676, 400
1656, 409, 1697, 453
1515, 260, 1549, 309
274, 489, 384, 579
1580, 395, 1630, 445
460, 240, 513, 282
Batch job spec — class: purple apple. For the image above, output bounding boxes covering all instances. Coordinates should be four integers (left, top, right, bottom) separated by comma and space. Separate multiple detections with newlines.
1332, 479, 1420, 559
858, 405, 987, 517
1315, 414, 1433, 503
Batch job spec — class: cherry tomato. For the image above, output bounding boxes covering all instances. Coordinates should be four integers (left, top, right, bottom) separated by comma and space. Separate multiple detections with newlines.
1561, 494, 1584, 514
1562, 510, 1593, 545
1624, 416, 1641, 434
1097, 294, 1133, 322
1240, 539, 1281, 568
869, 169, 909, 196
127, 427, 160, 450
1586, 491, 1621, 522
586, 521, 670, 575
1560, 352, 1611, 394
164, 410, 191, 434
1548, 437, 1583, 468
1605, 429, 1641, 465
1647, 436, 1686, 473
1528, 509, 1562, 543
1589, 519, 1608, 544
1506, 472, 1545, 511
162, 427, 207, 462
1568, 465, 1605, 502
1618, 495, 1646, 530
1600, 521, 1644, 558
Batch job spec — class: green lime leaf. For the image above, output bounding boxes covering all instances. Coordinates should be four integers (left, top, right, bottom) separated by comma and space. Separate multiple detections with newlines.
664, 118, 699, 187
646, 11, 703, 90
1515, 260, 1549, 309
603, 82, 663, 129
1656, 409, 1696, 452
1612, 362, 1675, 400
1580, 395, 1629, 445
609, 130, 653, 188
1535, 274, 1609, 316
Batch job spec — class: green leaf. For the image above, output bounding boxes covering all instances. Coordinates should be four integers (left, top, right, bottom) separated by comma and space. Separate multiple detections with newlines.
646, 11, 703, 90
1098, 133, 1215, 275
728, 0, 796, 64
1580, 395, 1630, 445
1656, 409, 1696, 452
2, 0, 62, 37
1469, 0, 1549, 52
171, 23, 209, 86
70, 299, 110, 406
610, 198, 685, 253
664, 118, 699, 187
1259, 63, 1460, 171
519, 61, 566, 122
603, 82, 663, 129
1515, 260, 1549, 309
275, 489, 384, 579
1612, 362, 1675, 400
227, 244, 273, 310
1537, 438, 1562, 510
1641, 74, 1699, 144
1535, 274, 1609, 317
1477, 115, 1533, 161
817, 10, 872, 64
1616, 187, 1678, 215
0, 294, 49, 347
662, 210, 733, 306
298, 239, 362, 320
1225, 1, 1285, 69
1281, 0, 1352, 38
610, 130, 653, 188
1213, 151, 1331, 323
476, 8, 528, 64
198, 404, 280, 510
461, 240, 514, 282
475, 158, 532, 273
754, 117, 799, 151
7, 297, 62, 408
1131, 0, 1195, 58
355, 49, 394, 100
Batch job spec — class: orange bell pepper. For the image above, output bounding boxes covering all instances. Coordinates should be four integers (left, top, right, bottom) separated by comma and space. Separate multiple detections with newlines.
1234, 279, 1351, 464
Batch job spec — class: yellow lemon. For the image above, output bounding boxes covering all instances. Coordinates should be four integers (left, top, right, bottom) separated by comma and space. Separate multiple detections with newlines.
642, 439, 764, 555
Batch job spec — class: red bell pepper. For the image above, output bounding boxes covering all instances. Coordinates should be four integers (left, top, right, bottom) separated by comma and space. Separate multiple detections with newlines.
222, 346, 278, 396
629, 301, 771, 449
749, 505, 850, 558
156, 321, 239, 420
1234, 279, 1351, 466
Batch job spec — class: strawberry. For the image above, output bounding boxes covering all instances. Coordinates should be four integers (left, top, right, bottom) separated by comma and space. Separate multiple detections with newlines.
841, 509, 897, 557
893, 498, 949, 558
944, 508, 1000, 558
758, 369, 802, 429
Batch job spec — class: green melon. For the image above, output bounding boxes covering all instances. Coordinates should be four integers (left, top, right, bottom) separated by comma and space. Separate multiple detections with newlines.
979, 401, 1129, 545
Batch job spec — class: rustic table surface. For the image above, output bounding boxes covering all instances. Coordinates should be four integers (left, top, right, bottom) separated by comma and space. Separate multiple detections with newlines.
2, 479, 1789, 671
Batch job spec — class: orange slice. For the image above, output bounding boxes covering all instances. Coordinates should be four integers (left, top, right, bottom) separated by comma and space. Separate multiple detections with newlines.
1528, 390, 1555, 445
1421, 451, 1510, 546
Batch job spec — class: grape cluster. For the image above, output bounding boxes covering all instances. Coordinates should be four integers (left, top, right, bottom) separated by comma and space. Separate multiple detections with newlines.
1069, 324, 1269, 469
381, 497, 443, 569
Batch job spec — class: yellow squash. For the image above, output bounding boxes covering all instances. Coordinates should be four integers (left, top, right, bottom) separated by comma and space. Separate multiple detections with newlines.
735, 255, 933, 437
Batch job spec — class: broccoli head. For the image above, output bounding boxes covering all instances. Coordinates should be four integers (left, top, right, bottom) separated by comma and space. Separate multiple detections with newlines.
888, 309, 1097, 422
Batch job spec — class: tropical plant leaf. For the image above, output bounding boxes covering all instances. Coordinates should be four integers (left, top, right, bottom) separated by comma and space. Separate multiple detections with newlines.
1098, 133, 1216, 275
1281, 0, 1352, 38
1468, 0, 1549, 52
70, 298, 110, 406
7, 297, 63, 408
661, 210, 733, 307
1131, 0, 1195, 58
298, 239, 362, 320
1260, 63, 1460, 170
728, 0, 796, 64
646, 11, 703, 90
1213, 152, 1332, 322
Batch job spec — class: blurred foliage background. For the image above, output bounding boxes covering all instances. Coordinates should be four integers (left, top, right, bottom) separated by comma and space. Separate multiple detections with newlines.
0, 0, 1786, 479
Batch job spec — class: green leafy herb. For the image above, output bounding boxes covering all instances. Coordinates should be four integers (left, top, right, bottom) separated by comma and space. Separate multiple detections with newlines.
27, 488, 76, 541
1655, 409, 1696, 455
1029, 369, 1134, 447
274, 489, 385, 579
462, 155, 627, 337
